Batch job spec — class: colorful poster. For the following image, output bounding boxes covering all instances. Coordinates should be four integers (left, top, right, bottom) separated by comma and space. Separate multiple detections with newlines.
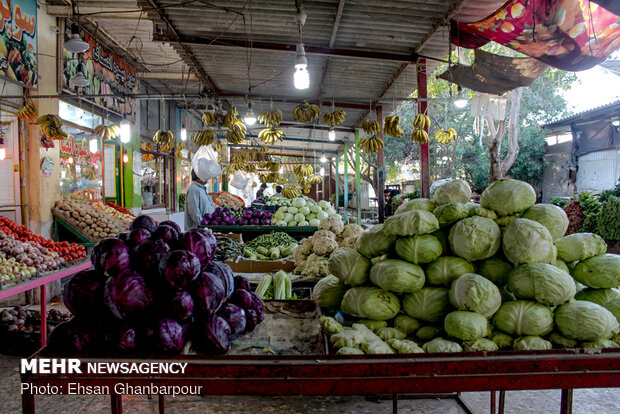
0, 0, 38, 88
62, 30, 137, 119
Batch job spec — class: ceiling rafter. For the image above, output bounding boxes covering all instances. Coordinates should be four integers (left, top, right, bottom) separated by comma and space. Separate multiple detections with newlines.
318, 0, 347, 99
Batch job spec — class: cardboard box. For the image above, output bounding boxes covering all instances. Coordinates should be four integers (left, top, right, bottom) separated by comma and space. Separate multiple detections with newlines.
226, 259, 295, 273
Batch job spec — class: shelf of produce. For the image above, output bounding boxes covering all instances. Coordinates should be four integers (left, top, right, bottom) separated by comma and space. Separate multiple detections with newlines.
52, 214, 96, 247
201, 225, 317, 242
20, 349, 620, 414
0, 260, 91, 347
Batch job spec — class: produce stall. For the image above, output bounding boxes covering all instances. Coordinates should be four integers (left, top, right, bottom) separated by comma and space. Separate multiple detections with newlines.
202, 225, 317, 242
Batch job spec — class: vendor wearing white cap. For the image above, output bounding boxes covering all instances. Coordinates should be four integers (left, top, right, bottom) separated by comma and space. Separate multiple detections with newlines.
185, 158, 218, 230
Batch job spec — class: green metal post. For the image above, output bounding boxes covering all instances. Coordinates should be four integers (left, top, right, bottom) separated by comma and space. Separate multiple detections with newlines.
335, 154, 340, 211
343, 142, 348, 223
355, 129, 362, 225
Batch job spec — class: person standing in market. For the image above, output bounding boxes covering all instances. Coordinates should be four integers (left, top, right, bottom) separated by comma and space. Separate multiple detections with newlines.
384, 189, 393, 217
185, 158, 219, 230
256, 183, 268, 199
272, 185, 284, 198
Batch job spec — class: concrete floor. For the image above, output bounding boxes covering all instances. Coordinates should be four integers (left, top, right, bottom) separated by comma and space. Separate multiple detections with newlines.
2, 354, 619, 414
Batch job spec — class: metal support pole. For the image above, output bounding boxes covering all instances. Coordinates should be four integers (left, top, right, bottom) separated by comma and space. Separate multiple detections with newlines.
335, 153, 340, 211
377, 105, 385, 222
111, 394, 123, 414
355, 129, 362, 225
39, 285, 47, 347
417, 58, 430, 198
560, 389, 573, 414
344, 142, 348, 223
158, 394, 165, 414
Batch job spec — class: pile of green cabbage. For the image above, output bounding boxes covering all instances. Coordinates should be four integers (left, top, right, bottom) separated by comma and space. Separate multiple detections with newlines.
273, 198, 341, 227
318, 178, 620, 354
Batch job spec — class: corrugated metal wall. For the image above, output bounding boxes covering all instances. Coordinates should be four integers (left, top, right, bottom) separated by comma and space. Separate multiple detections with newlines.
576, 149, 620, 193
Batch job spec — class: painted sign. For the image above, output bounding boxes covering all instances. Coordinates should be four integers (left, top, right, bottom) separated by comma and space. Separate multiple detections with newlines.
0, 0, 37, 88
60, 135, 100, 164
62, 30, 137, 119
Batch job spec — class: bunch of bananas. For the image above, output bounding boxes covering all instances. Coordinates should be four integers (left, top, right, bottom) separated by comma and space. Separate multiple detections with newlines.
412, 129, 429, 144
175, 142, 185, 158
202, 111, 216, 126
413, 113, 431, 129
224, 107, 238, 129
258, 127, 284, 144
276, 176, 288, 185
282, 187, 301, 199
231, 154, 246, 164
359, 135, 384, 153
193, 130, 215, 146
142, 154, 154, 161
259, 146, 269, 153
384, 116, 404, 138
361, 119, 380, 135
293, 102, 320, 123
293, 164, 313, 177
258, 109, 282, 126
307, 174, 323, 185
154, 130, 175, 152
322, 110, 346, 127
17, 102, 37, 120
36, 115, 68, 140
252, 182, 258, 188
226, 119, 246, 144
141, 142, 155, 152
435, 128, 458, 144
93, 124, 120, 140
241, 163, 256, 174
214, 143, 223, 152
245, 152, 256, 161
259, 160, 280, 173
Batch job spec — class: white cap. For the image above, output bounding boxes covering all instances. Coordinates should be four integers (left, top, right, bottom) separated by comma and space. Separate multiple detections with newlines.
193, 158, 221, 181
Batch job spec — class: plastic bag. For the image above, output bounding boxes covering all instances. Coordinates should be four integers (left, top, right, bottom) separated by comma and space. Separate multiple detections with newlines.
230, 172, 249, 190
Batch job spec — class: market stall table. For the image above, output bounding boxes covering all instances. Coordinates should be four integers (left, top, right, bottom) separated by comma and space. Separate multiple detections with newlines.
201, 225, 318, 242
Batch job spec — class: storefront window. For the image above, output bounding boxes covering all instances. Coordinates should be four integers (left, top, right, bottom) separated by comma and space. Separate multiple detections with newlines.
140, 137, 175, 210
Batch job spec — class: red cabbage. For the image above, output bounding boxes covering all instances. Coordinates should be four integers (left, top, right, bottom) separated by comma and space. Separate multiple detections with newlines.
63, 270, 107, 316
160, 220, 182, 235
91, 238, 131, 277
205, 261, 235, 299
126, 228, 151, 247
249, 291, 265, 322
132, 239, 170, 276
169, 290, 194, 321
217, 303, 246, 338
130, 215, 158, 234
104, 270, 154, 320
47, 320, 92, 354
234, 275, 250, 291
153, 224, 179, 244
230, 289, 253, 309
191, 271, 226, 318
194, 315, 231, 354
147, 318, 185, 354
159, 250, 201, 289
180, 229, 217, 269
244, 309, 258, 332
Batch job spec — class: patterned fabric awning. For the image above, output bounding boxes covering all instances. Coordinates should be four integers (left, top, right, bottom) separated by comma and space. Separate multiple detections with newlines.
452, 0, 620, 71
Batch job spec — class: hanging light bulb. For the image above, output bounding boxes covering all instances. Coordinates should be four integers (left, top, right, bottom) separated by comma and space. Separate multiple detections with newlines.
120, 118, 131, 143
244, 101, 256, 125
89, 135, 97, 153
454, 85, 468, 109
328, 128, 336, 141
180, 127, 187, 141
64, 23, 89, 53
294, 43, 310, 90
68, 157, 74, 164
69, 62, 89, 87
319, 167, 325, 176
320, 152, 326, 163
123, 153, 129, 163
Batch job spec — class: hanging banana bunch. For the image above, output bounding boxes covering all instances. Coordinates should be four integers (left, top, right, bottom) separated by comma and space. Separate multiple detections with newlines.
202, 111, 216, 126
360, 119, 380, 135
359, 136, 384, 153
153, 130, 175, 152
258, 127, 284, 144
17, 101, 37, 120
93, 123, 120, 140
413, 113, 431, 129
276, 176, 288, 185
252, 182, 258, 188
293, 101, 320, 123
258, 109, 282, 127
141, 142, 155, 152
307, 174, 323, 185
297, 176, 309, 186
321, 109, 346, 127
214, 142, 223, 152
411, 129, 429, 144
142, 154, 154, 161
259, 146, 269, 153
226, 118, 246, 144
281, 186, 301, 199
223, 107, 238, 129
36, 114, 68, 140
241, 163, 256, 174
193, 130, 215, 146
383, 115, 404, 138
231, 154, 246, 164
434, 128, 458, 144
411, 113, 432, 144
293, 164, 313, 177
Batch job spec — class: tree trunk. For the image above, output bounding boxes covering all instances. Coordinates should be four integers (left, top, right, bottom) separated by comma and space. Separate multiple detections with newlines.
488, 87, 523, 183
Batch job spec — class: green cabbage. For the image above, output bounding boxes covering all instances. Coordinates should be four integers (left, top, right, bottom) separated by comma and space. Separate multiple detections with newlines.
387, 339, 424, 353
393, 315, 421, 334
449, 273, 502, 318
473, 206, 498, 220
489, 332, 514, 349
431, 229, 451, 254
395, 198, 436, 214
395, 234, 443, 264
575, 288, 620, 306
549, 332, 578, 348
464, 202, 479, 216
426, 256, 475, 286
330, 328, 366, 349
433, 203, 469, 226
522, 204, 569, 241
319, 316, 344, 334
554, 300, 619, 341
495, 215, 518, 227
492, 300, 554, 336
328, 247, 371, 286
444, 311, 488, 340
507, 263, 576, 306
581, 338, 619, 348
499, 286, 516, 302
383, 210, 439, 237
422, 337, 463, 353
602, 298, 620, 323
341, 286, 400, 321
449, 217, 501, 261
336, 347, 364, 355
402, 287, 451, 323
363, 340, 395, 354
502, 219, 555, 266
554, 233, 608, 262
553, 259, 570, 273
466, 338, 499, 352
416, 326, 442, 340
313, 275, 347, 308
477, 257, 513, 285
513, 336, 552, 350
356, 224, 397, 258
358, 319, 388, 332
572, 254, 620, 289
369, 259, 425, 293
376, 327, 406, 341
432, 180, 472, 206
480, 179, 536, 216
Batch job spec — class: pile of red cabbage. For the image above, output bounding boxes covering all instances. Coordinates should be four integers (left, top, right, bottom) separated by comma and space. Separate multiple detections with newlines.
53, 215, 264, 356
201, 207, 272, 226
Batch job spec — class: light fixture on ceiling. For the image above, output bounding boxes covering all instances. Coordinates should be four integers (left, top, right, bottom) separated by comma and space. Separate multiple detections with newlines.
320, 152, 326, 163
120, 118, 131, 143
89, 134, 97, 153
64, 22, 89, 53
294, 44, 310, 90
69, 62, 89, 87
244, 101, 257, 125
180, 127, 187, 141
454, 85, 468, 109
328, 128, 335, 141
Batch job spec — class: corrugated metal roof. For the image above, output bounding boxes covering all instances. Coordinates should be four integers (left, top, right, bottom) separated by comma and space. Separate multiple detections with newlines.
544, 100, 620, 130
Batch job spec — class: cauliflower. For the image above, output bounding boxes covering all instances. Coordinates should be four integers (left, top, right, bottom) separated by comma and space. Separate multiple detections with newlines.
301, 253, 331, 277
318, 217, 344, 236
297, 237, 314, 255
293, 244, 310, 264
315, 230, 336, 240
342, 223, 363, 239
339, 235, 359, 249
293, 258, 307, 274
312, 236, 339, 256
